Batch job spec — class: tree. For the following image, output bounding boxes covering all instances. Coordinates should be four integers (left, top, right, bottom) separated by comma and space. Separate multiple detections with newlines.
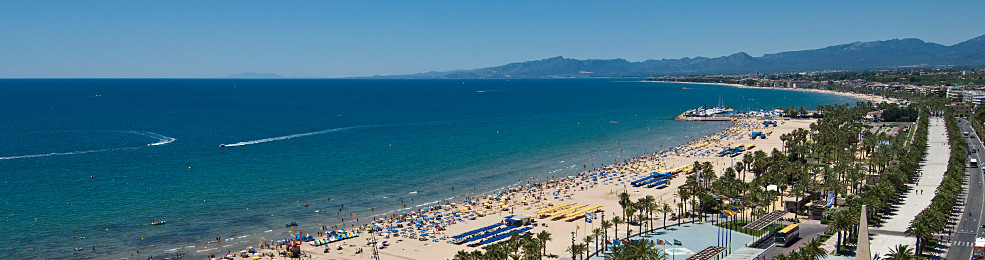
625, 206, 638, 238
827, 209, 852, 254
583, 235, 595, 260
800, 238, 827, 260
675, 188, 690, 221
619, 191, 631, 228
611, 216, 623, 241
886, 244, 915, 260
601, 219, 613, 250
537, 230, 552, 259
592, 228, 603, 258
661, 203, 672, 228
567, 243, 587, 260
606, 239, 668, 260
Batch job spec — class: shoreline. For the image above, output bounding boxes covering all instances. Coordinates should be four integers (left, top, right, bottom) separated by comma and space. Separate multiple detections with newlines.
227, 116, 813, 260
649, 81, 899, 104
130, 81, 859, 260
155, 121, 734, 260
175, 82, 860, 260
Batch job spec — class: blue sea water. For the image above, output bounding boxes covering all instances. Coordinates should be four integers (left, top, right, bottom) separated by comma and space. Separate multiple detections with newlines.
0, 79, 857, 259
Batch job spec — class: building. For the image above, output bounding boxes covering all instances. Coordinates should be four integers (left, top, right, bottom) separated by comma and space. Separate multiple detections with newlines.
964, 90, 985, 105
951, 102, 974, 118
948, 86, 967, 100
866, 111, 883, 121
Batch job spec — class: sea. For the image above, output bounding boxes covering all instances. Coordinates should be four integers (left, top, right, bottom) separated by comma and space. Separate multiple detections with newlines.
0, 79, 858, 259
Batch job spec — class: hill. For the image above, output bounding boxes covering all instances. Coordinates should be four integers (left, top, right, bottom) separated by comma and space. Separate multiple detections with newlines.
384, 34, 985, 78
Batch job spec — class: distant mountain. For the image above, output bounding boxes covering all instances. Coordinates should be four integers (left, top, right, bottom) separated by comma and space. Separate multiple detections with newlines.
224, 72, 284, 78
385, 34, 985, 78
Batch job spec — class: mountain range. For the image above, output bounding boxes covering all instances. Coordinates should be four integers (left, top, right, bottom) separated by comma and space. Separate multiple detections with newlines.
380, 34, 985, 78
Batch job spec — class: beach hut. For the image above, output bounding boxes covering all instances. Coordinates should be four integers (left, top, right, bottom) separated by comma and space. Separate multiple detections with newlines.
505, 215, 533, 226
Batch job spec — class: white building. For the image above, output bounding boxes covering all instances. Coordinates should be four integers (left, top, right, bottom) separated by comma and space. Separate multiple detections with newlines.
964, 90, 985, 105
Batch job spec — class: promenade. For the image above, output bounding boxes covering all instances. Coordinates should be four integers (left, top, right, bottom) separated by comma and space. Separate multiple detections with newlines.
868, 118, 949, 258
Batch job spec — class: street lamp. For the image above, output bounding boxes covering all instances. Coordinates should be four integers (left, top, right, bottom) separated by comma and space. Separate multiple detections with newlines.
571, 231, 576, 260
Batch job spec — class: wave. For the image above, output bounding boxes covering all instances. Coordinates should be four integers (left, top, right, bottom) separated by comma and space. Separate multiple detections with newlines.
0, 131, 175, 160
220, 125, 376, 147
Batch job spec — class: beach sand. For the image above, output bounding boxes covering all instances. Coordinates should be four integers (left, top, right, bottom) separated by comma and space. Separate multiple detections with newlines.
223, 84, 890, 260
227, 117, 814, 260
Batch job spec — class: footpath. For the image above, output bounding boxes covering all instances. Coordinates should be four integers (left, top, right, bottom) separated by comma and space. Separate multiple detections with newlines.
864, 118, 949, 258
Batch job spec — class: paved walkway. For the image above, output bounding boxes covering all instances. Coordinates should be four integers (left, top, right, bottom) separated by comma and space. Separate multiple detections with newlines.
869, 118, 949, 258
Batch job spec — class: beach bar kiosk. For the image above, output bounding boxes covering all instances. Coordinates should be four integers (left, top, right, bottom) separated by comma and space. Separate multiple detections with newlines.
505, 215, 533, 226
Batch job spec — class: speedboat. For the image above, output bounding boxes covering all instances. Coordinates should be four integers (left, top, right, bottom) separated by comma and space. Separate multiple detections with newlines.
151, 219, 166, 225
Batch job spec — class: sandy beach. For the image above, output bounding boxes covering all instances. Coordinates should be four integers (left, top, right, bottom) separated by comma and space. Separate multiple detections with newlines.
207, 82, 894, 260
221, 118, 811, 260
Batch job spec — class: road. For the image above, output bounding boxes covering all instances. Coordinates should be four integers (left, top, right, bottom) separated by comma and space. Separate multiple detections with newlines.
946, 119, 985, 260
759, 222, 826, 260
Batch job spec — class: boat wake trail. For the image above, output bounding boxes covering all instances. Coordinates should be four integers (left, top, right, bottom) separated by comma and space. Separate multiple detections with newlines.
220, 125, 376, 147
0, 131, 176, 160
126, 131, 177, 146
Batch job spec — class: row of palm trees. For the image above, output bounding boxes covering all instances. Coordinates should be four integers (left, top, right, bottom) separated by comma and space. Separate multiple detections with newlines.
670, 102, 932, 257
453, 231, 552, 260
774, 102, 933, 258
456, 99, 939, 259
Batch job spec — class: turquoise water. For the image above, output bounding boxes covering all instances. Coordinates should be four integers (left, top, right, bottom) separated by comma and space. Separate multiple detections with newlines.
0, 79, 856, 259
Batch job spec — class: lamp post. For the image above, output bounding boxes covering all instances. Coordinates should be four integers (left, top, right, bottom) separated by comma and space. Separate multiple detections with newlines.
602, 211, 607, 259
571, 231, 576, 260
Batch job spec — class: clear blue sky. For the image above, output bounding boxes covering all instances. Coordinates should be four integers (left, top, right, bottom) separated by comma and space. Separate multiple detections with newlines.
1, 1, 984, 78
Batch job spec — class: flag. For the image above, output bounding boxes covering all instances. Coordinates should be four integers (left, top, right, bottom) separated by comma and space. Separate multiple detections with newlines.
585, 217, 592, 223
576, 225, 580, 230
656, 239, 666, 245
673, 239, 682, 246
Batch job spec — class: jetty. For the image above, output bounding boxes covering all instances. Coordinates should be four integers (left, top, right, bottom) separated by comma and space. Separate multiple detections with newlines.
674, 114, 737, 121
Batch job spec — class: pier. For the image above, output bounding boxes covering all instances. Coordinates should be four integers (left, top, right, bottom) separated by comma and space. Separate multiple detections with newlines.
674, 114, 739, 121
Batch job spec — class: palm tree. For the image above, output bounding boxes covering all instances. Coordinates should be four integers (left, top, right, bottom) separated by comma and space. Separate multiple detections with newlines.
583, 235, 595, 260
537, 230, 551, 259
675, 188, 689, 221
522, 235, 542, 260
905, 216, 932, 255
637, 198, 649, 231
619, 191, 631, 228
644, 195, 656, 231
886, 244, 915, 260
601, 219, 613, 250
611, 216, 623, 241
505, 233, 523, 260
592, 228, 604, 257
800, 238, 827, 260
454, 250, 482, 260
625, 207, 637, 237
661, 203, 672, 228
605, 239, 668, 260
827, 210, 852, 254
485, 243, 508, 260
567, 243, 587, 260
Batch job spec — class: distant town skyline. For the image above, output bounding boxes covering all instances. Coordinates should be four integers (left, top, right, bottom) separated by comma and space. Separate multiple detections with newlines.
1, 1, 984, 78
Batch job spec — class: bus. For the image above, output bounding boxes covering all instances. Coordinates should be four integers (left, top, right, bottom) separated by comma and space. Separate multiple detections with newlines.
775, 224, 799, 246
974, 237, 985, 259
972, 158, 979, 168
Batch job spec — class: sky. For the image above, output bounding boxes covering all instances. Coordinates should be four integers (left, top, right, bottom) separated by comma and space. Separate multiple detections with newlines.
1, 1, 984, 78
